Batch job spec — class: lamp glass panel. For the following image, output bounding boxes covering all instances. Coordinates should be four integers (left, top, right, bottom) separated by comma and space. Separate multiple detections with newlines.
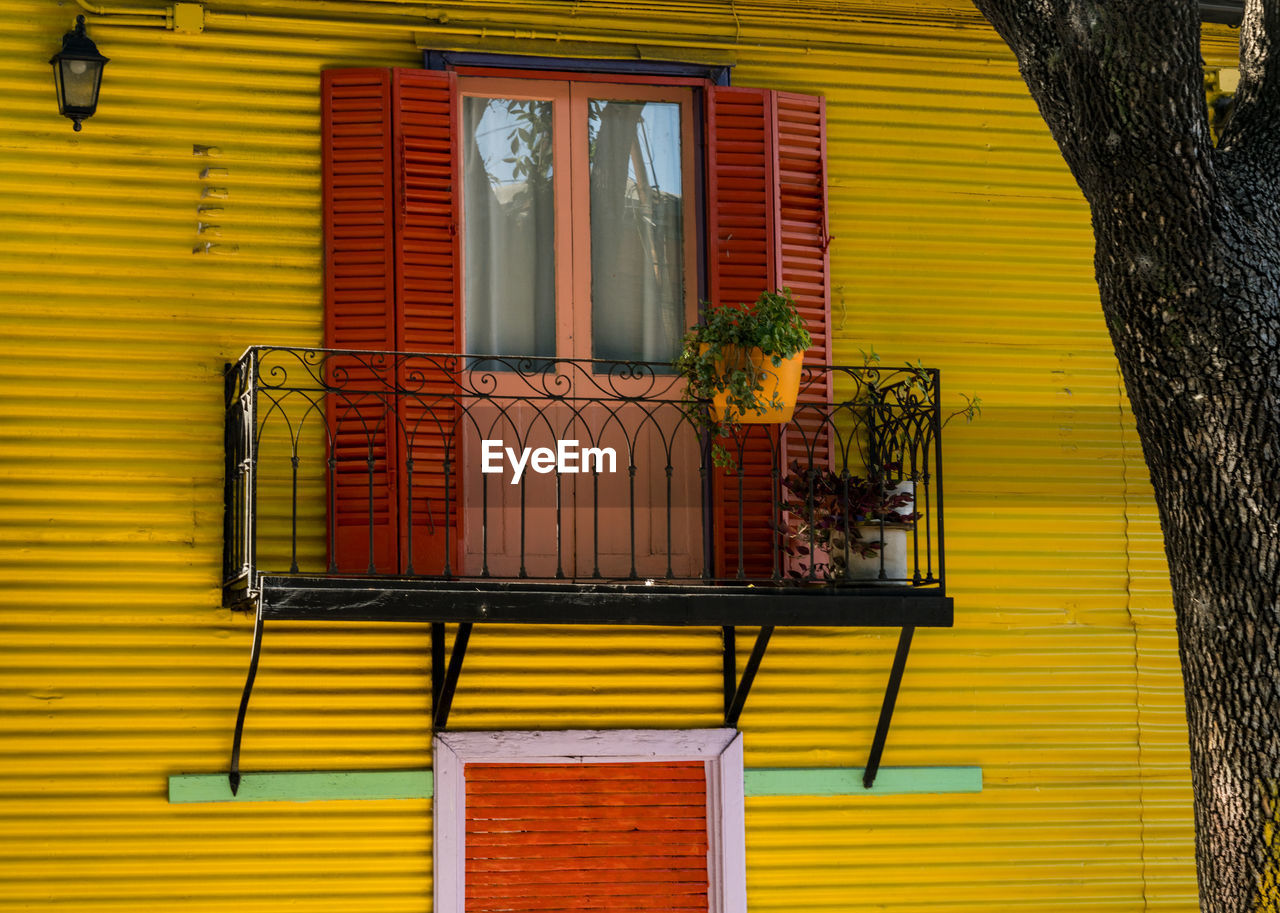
59, 58, 100, 110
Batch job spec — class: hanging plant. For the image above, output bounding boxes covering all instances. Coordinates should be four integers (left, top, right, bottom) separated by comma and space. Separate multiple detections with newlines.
675, 288, 812, 468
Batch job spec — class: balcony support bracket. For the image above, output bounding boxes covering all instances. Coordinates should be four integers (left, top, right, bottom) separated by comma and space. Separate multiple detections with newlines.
722, 625, 774, 727
863, 625, 915, 789
228, 606, 264, 796
432, 622, 473, 730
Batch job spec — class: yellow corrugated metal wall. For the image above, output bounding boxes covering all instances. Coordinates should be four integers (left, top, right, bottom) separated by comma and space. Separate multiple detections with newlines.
0, 0, 1235, 909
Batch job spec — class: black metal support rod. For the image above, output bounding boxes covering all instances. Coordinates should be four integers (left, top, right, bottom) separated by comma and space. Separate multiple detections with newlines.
432, 622, 472, 730
244, 355, 259, 588
365, 449, 376, 575
933, 371, 946, 592
770, 426, 782, 582
592, 471, 601, 579
442, 456, 452, 577
665, 464, 675, 579
735, 465, 746, 580
554, 467, 565, 579
722, 625, 736, 720
405, 458, 416, 576
518, 485, 528, 579
326, 456, 337, 573
481, 474, 490, 578
628, 463, 638, 580
724, 625, 773, 727
700, 439, 713, 581
289, 454, 300, 574
863, 625, 915, 789
228, 608, 265, 796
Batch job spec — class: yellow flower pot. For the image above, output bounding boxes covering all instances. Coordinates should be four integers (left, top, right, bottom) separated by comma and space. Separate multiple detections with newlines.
708, 347, 806, 424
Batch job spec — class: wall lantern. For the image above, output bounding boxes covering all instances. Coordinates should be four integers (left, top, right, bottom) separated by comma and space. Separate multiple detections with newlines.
50, 15, 108, 132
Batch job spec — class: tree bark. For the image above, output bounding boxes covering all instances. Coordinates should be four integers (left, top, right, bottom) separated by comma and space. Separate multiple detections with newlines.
970, 1, 1280, 910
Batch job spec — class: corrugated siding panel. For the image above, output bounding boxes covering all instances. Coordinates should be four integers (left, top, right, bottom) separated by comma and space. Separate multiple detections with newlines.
0, 1, 1235, 911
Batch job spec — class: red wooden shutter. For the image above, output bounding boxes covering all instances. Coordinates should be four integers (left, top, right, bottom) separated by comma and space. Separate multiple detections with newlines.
392, 69, 464, 576
706, 87, 778, 309
322, 68, 399, 574
464, 762, 710, 911
706, 86, 776, 580
776, 91, 833, 475
706, 86, 831, 579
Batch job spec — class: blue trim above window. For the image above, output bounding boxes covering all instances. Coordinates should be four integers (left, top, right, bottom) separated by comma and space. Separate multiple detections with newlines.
422, 50, 731, 85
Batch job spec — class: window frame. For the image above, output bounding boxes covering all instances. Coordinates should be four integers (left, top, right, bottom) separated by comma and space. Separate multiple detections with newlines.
433, 728, 747, 912
456, 76, 700, 364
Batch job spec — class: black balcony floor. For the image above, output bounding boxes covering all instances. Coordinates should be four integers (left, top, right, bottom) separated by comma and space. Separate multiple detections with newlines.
255, 574, 953, 627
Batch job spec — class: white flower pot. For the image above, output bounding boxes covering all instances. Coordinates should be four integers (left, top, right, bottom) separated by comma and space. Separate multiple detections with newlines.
838, 524, 909, 582
831, 481, 914, 583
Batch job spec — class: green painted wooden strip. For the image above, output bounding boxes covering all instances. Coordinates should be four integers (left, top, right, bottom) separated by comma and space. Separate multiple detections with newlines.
168, 769, 433, 804
744, 766, 982, 797
168, 766, 980, 803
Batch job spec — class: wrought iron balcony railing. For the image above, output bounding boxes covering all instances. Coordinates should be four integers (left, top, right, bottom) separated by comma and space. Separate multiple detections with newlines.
222, 346, 946, 609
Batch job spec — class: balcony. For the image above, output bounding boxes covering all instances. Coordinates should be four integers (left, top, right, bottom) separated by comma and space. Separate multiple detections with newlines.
224, 345, 950, 620
219, 346, 953, 791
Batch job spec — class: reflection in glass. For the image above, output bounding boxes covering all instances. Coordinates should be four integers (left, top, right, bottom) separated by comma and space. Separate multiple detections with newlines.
463, 96, 556, 360
589, 100, 684, 364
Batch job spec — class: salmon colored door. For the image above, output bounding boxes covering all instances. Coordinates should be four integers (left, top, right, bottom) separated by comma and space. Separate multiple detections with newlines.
456, 78, 702, 580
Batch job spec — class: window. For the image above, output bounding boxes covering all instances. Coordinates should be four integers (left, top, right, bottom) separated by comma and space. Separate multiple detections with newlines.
433, 729, 746, 913
321, 66, 830, 579
460, 79, 696, 366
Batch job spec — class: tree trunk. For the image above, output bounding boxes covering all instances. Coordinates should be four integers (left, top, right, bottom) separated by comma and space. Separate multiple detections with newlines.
970, 1, 1280, 910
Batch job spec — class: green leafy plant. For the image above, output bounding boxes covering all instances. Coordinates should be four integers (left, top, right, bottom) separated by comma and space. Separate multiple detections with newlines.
675, 288, 812, 468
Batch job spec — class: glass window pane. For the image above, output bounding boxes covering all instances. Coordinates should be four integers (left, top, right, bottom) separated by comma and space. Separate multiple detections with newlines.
463, 97, 556, 361
588, 100, 684, 365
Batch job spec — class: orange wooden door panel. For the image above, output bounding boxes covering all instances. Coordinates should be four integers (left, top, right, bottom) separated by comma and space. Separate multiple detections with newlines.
464, 761, 710, 912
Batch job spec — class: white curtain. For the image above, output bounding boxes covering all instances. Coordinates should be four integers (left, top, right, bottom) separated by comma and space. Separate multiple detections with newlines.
463, 96, 556, 360
590, 100, 684, 365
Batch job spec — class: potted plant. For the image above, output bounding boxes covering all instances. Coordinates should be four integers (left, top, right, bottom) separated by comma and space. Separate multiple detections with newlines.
675, 288, 812, 466
778, 461, 916, 583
